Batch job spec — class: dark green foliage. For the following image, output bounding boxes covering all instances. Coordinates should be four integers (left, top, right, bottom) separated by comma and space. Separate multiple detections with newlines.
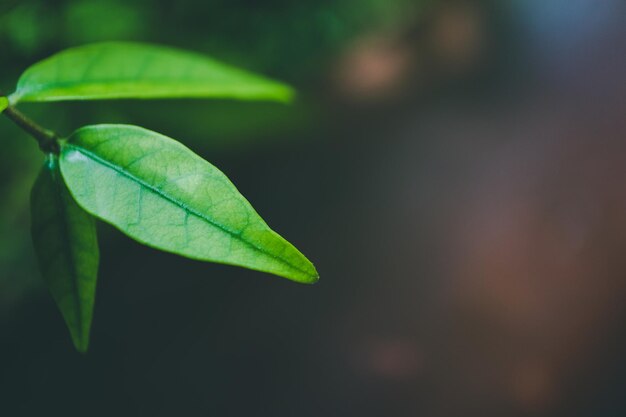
1, 42, 318, 352
31, 156, 99, 352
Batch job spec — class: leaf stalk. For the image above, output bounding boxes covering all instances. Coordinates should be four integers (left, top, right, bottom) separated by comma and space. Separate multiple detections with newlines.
1, 97, 59, 154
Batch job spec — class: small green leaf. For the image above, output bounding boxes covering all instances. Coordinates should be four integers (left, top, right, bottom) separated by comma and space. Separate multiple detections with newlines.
59, 124, 318, 284
9, 42, 294, 104
31, 156, 99, 353
0, 96, 8, 113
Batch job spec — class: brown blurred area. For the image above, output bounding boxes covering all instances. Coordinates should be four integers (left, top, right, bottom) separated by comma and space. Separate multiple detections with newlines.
325, 0, 626, 415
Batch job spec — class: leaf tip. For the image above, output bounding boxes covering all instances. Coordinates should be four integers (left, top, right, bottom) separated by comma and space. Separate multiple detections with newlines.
279, 86, 297, 104
298, 263, 320, 285
306, 273, 320, 285
70, 332, 90, 354
75, 344, 89, 355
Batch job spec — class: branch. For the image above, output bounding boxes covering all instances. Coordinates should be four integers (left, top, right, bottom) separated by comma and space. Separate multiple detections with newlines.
0, 93, 60, 154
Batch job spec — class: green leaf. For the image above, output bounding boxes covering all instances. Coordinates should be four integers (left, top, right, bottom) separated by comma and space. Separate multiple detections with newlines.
9, 42, 294, 104
0, 96, 8, 113
59, 124, 318, 284
31, 156, 99, 353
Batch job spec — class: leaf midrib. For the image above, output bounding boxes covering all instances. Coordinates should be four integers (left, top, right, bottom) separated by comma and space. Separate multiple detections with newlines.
63, 143, 314, 279
14, 79, 288, 103
18, 77, 282, 91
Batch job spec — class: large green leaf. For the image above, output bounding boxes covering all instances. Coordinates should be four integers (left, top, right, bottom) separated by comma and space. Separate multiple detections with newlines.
59, 124, 318, 284
9, 42, 294, 104
0, 96, 7, 113
31, 156, 99, 353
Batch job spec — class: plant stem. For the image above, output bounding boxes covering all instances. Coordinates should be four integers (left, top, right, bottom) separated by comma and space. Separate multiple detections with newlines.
1, 99, 60, 154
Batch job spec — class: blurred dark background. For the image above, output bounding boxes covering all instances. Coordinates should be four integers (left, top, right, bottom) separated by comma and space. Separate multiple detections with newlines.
2, 0, 626, 416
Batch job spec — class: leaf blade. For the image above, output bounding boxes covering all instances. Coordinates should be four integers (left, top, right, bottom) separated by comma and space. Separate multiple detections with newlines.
59, 124, 318, 284
10, 42, 294, 104
31, 156, 99, 353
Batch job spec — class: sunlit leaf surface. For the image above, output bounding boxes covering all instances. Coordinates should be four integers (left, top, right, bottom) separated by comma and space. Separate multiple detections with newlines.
10, 42, 294, 104
59, 124, 318, 283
